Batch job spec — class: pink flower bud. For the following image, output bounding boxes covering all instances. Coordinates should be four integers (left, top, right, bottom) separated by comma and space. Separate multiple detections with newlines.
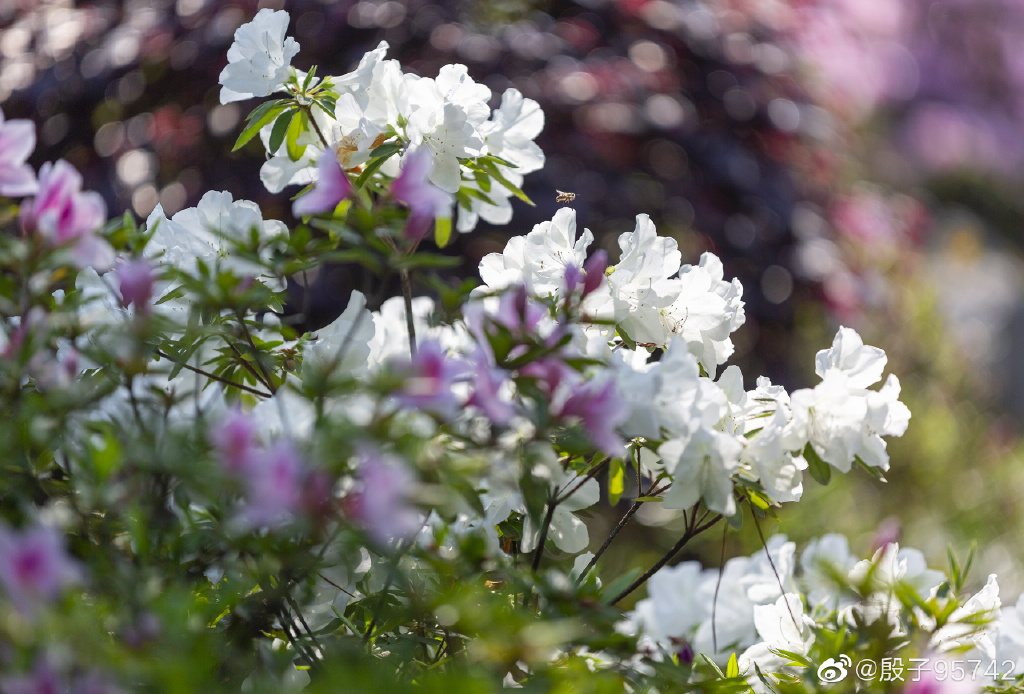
116, 258, 155, 312
582, 250, 608, 297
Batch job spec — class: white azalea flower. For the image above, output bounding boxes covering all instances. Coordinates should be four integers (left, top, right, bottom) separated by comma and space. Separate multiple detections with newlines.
145, 191, 288, 291
800, 533, 858, 608
659, 428, 741, 516
219, 9, 299, 103
434, 64, 492, 128
367, 296, 471, 367
994, 595, 1024, 675
456, 178, 515, 233
483, 88, 545, 173
815, 325, 887, 388
478, 208, 594, 299
739, 594, 816, 688
783, 327, 909, 473
632, 561, 709, 647
333, 41, 391, 109
406, 95, 483, 193
521, 471, 600, 555
608, 214, 682, 345
650, 338, 729, 440
660, 252, 745, 376
301, 291, 375, 383
932, 574, 1001, 655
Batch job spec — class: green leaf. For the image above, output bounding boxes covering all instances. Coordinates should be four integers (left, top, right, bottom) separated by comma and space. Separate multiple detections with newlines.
434, 215, 452, 248
771, 649, 813, 668
355, 155, 393, 188
961, 542, 977, 591
481, 159, 534, 206
233, 101, 289, 151
474, 169, 492, 192
302, 65, 317, 91
268, 109, 297, 155
286, 110, 308, 161
803, 443, 832, 486
854, 456, 887, 482
91, 429, 122, 480
482, 153, 518, 168
754, 664, 781, 694
599, 568, 641, 605
701, 655, 727, 679
390, 252, 461, 271
155, 285, 186, 305
607, 458, 625, 506
369, 140, 402, 159
725, 653, 739, 679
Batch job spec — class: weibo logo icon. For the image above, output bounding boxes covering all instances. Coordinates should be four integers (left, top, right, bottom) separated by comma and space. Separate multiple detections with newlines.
817, 655, 852, 684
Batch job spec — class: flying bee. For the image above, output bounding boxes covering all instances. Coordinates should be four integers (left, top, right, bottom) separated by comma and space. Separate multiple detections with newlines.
555, 189, 576, 203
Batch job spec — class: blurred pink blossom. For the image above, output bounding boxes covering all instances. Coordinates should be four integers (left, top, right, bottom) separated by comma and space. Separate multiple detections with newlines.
210, 409, 261, 476
466, 349, 516, 425
0, 522, 81, 617
393, 339, 467, 418
0, 108, 37, 198
19, 160, 113, 271
347, 452, 422, 546
115, 258, 156, 312
560, 376, 627, 457
240, 440, 306, 528
0, 658, 65, 694
292, 148, 352, 217
391, 148, 453, 240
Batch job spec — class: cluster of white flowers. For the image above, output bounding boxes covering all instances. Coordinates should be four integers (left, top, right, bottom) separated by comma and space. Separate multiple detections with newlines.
219, 9, 544, 233
628, 534, 1021, 689
479, 208, 909, 517
479, 209, 744, 374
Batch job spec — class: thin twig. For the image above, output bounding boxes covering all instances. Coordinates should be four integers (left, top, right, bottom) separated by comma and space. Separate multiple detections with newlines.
154, 350, 271, 397
303, 105, 331, 150
555, 457, 609, 503
610, 510, 725, 605
399, 268, 417, 358
712, 520, 727, 653
530, 498, 558, 573
575, 481, 668, 585
227, 341, 274, 392
235, 311, 277, 393
753, 511, 800, 633
317, 571, 356, 599
285, 591, 326, 658
277, 606, 320, 672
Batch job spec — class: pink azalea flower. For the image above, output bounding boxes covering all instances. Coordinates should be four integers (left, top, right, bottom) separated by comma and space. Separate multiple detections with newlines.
493, 285, 547, 334
0, 658, 65, 694
393, 340, 468, 418
210, 409, 260, 475
390, 148, 453, 240
346, 452, 422, 546
466, 349, 515, 425
0, 522, 81, 617
20, 160, 113, 271
560, 376, 627, 457
0, 108, 37, 198
115, 258, 156, 312
240, 440, 305, 527
292, 148, 352, 217
520, 356, 575, 394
